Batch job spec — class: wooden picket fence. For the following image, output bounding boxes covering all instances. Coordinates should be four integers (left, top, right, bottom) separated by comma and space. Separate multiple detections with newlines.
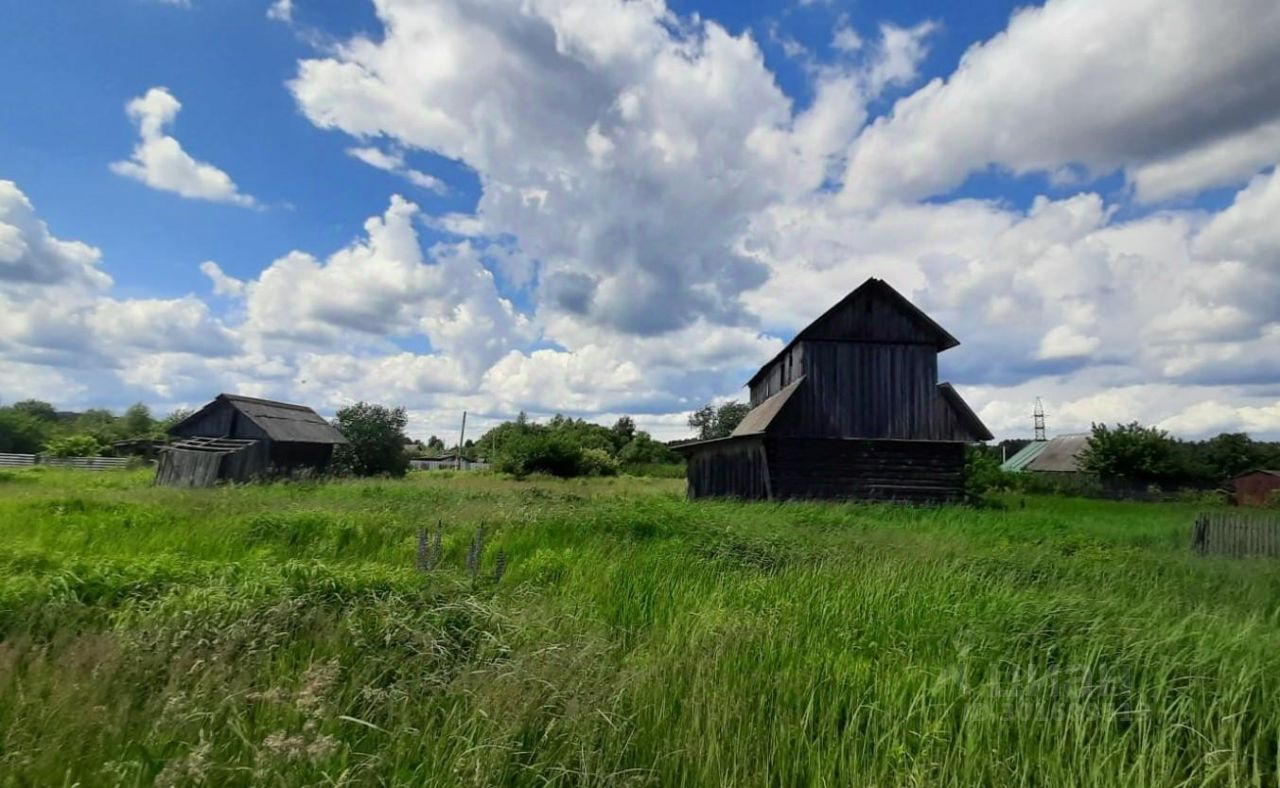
0, 452, 128, 471
1193, 511, 1280, 558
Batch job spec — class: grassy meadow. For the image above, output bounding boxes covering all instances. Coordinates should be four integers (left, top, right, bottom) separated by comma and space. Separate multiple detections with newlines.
1, 467, 1278, 786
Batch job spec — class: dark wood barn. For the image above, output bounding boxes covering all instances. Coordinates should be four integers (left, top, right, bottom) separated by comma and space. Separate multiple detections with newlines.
1232, 470, 1280, 507
156, 394, 347, 487
676, 278, 992, 503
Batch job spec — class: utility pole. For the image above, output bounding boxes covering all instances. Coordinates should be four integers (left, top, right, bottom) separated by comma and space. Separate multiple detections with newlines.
456, 411, 467, 470
1033, 398, 1046, 442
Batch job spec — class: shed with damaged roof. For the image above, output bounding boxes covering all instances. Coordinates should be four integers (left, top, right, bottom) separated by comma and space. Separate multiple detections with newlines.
156, 394, 347, 486
675, 278, 992, 503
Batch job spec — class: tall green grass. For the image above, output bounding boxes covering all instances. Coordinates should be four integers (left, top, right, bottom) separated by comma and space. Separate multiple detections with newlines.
0, 468, 1277, 785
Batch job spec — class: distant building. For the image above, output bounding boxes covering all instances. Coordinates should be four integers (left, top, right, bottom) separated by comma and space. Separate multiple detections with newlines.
1000, 434, 1090, 475
410, 452, 489, 471
1232, 470, 1280, 507
675, 278, 992, 503
155, 394, 347, 486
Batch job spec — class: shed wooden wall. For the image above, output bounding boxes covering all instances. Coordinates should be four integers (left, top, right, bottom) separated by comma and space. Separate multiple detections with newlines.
269, 441, 336, 472
1235, 473, 1280, 507
765, 438, 964, 503
684, 438, 770, 500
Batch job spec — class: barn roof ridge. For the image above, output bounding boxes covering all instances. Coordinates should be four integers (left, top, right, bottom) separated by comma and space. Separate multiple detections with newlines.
747, 278, 959, 388
170, 393, 347, 445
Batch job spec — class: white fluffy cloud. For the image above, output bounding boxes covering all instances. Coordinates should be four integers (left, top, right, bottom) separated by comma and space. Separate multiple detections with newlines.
6, 0, 1280, 442
110, 87, 258, 207
840, 0, 1280, 207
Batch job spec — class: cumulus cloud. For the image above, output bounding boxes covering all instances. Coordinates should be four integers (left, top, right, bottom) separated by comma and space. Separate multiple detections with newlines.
840, 0, 1280, 206
6, 0, 1280, 441
0, 180, 110, 289
110, 87, 258, 207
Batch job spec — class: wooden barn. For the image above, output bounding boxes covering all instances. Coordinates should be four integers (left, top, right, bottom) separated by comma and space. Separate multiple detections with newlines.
156, 394, 347, 487
675, 278, 992, 502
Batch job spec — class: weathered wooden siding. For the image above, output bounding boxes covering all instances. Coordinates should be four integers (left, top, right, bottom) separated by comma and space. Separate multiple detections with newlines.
772, 341, 938, 438
171, 401, 271, 443
750, 343, 804, 406
684, 437, 769, 500
805, 288, 940, 345
766, 438, 964, 503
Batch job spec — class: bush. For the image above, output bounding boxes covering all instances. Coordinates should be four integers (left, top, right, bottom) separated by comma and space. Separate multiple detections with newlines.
42, 434, 104, 458
579, 448, 619, 477
964, 446, 1013, 496
331, 402, 410, 478
493, 431, 583, 479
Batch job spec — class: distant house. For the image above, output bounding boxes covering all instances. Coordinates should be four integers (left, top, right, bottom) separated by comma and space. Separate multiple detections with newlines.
1232, 470, 1280, 507
675, 278, 992, 503
1000, 434, 1090, 475
155, 394, 347, 487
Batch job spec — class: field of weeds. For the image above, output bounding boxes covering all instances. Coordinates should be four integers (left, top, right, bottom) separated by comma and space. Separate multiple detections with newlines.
1, 467, 1278, 786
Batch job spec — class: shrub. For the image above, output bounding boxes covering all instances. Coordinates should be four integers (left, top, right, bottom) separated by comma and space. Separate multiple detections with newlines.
964, 446, 1013, 496
579, 447, 619, 477
42, 434, 104, 458
331, 402, 410, 478
493, 430, 583, 478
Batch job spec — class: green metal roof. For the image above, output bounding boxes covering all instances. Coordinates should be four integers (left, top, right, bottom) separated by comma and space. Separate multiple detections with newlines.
1001, 440, 1049, 472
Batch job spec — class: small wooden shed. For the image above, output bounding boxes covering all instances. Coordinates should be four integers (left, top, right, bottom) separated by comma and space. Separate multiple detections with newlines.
1233, 470, 1280, 507
156, 394, 347, 486
676, 278, 992, 503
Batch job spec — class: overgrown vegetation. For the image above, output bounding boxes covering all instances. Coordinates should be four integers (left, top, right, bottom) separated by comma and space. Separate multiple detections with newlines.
0, 469, 1276, 785
481, 413, 679, 478
0, 398, 180, 456
687, 399, 751, 440
330, 401, 410, 478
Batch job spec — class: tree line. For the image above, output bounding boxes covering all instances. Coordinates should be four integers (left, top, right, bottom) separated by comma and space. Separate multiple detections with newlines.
0, 399, 190, 457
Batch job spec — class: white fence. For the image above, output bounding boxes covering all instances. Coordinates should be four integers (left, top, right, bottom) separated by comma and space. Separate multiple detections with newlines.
0, 453, 129, 471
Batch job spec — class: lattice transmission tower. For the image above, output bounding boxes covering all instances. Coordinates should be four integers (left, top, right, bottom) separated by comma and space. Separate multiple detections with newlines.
1033, 397, 1046, 442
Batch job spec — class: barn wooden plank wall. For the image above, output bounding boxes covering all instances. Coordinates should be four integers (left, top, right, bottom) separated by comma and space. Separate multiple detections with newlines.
684, 438, 769, 500
1193, 512, 1280, 558
767, 438, 964, 503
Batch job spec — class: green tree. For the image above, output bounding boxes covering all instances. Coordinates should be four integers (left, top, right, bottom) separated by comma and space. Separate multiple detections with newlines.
610, 416, 636, 451
10, 399, 58, 422
331, 402, 410, 477
618, 433, 679, 465
121, 402, 156, 438
0, 408, 50, 454
1200, 433, 1266, 481
1079, 422, 1179, 483
427, 435, 445, 451
688, 401, 752, 440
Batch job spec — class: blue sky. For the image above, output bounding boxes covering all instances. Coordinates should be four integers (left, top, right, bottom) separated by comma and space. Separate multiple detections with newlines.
2, 0, 1279, 441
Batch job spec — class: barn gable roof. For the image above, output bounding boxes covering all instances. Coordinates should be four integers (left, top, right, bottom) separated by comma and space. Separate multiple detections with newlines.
747, 278, 959, 388
172, 394, 348, 444
937, 382, 994, 441
731, 377, 805, 437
